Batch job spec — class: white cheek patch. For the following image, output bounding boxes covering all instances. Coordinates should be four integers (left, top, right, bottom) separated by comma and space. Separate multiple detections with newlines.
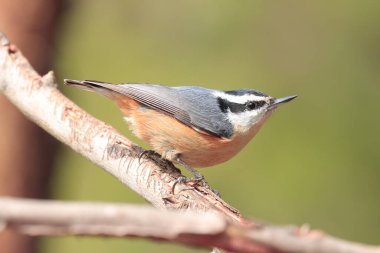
227, 110, 263, 133
214, 91, 266, 104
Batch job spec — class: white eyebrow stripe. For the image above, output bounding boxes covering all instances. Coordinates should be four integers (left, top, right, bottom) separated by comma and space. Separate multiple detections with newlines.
214, 91, 267, 104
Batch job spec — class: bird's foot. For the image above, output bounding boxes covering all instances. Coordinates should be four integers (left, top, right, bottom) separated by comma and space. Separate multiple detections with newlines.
138, 149, 159, 162
139, 151, 220, 196
171, 175, 220, 196
139, 150, 159, 163
138, 149, 175, 168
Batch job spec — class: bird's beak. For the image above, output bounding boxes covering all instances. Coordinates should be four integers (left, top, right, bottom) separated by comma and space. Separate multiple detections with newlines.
269, 95, 297, 109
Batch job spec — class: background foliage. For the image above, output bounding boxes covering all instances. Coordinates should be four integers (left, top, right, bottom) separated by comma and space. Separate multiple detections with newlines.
43, 1, 380, 252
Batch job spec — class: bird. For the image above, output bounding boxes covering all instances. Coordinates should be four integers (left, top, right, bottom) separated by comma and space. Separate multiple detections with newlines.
64, 79, 296, 184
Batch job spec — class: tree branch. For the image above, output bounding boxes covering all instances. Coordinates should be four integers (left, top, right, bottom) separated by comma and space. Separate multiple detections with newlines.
0, 32, 379, 253
1, 197, 379, 253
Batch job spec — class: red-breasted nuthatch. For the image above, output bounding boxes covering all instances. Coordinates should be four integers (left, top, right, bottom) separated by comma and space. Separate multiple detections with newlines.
64, 79, 296, 182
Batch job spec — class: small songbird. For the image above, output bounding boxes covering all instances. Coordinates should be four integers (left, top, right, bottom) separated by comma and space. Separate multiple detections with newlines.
64, 79, 296, 182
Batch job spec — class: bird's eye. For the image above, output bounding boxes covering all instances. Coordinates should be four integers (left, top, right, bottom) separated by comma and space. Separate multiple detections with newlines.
246, 101, 257, 110
246, 101, 266, 110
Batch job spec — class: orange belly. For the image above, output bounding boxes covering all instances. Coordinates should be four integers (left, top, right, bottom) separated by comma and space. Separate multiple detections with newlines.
117, 97, 265, 168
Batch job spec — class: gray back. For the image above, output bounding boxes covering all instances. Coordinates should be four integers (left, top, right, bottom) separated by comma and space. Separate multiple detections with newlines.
118, 84, 234, 138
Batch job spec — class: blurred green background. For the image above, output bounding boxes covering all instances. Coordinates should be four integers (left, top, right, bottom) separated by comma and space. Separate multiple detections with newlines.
43, 0, 379, 252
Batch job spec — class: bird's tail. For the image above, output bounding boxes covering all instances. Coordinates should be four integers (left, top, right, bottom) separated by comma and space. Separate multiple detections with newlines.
64, 79, 120, 98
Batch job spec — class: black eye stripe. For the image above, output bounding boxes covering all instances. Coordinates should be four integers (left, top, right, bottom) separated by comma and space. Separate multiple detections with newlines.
217, 97, 266, 113
217, 98, 246, 113
247, 100, 266, 110
217, 97, 229, 113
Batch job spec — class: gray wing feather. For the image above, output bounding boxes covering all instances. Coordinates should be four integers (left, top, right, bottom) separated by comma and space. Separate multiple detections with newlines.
118, 84, 192, 125
73, 80, 233, 138
115, 84, 233, 138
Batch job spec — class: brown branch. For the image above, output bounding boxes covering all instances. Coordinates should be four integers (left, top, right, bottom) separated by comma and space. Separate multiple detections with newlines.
0, 32, 379, 253
1, 197, 379, 253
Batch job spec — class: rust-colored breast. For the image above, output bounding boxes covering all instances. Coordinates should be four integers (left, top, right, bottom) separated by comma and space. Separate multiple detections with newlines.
115, 97, 262, 168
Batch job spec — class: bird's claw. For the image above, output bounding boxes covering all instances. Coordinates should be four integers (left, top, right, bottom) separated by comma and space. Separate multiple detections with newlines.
138, 150, 159, 163
171, 176, 220, 197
